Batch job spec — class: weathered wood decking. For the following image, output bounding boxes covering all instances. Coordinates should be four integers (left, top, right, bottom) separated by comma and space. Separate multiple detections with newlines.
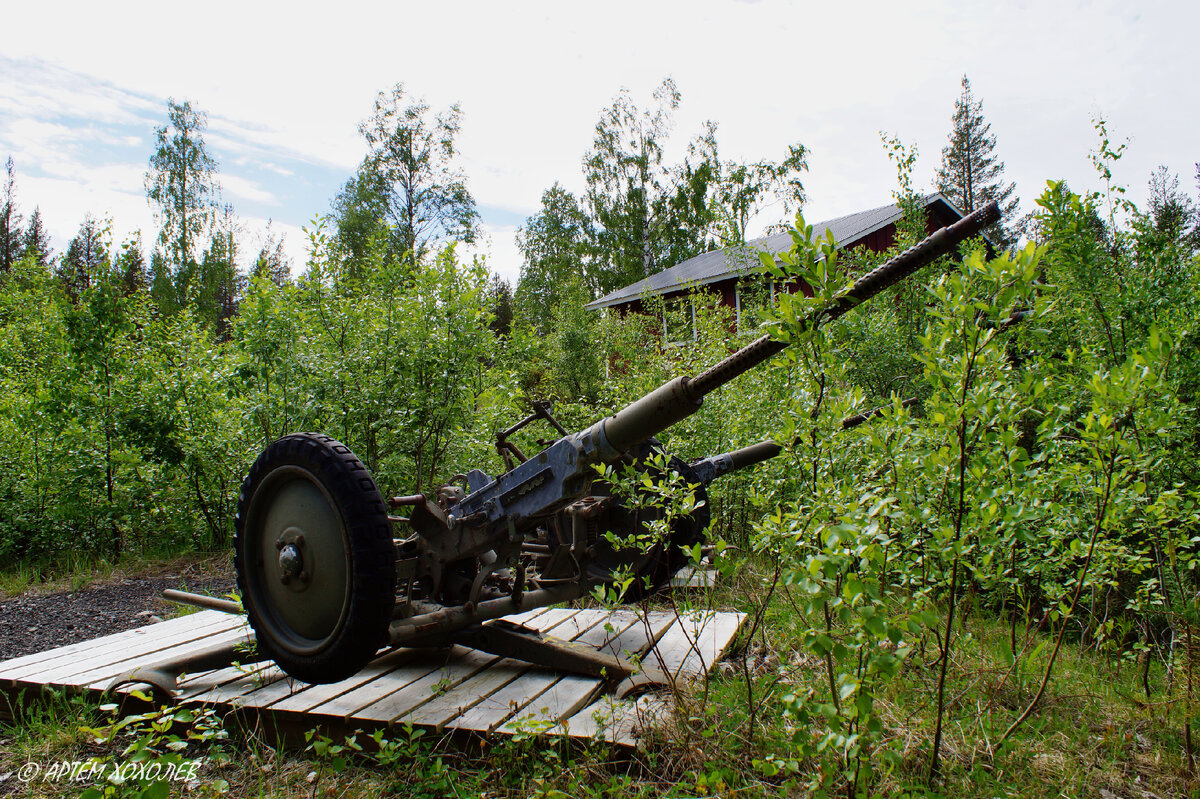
0, 605, 744, 746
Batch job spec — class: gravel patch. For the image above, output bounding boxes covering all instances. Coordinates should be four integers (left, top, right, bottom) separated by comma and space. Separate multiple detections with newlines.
0, 574, 236, 662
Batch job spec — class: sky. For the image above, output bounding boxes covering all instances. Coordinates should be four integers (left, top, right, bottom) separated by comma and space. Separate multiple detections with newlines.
1, 0, 1196, 286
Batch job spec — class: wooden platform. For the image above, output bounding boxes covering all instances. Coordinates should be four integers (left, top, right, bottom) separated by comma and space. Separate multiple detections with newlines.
0, 606, 744, 746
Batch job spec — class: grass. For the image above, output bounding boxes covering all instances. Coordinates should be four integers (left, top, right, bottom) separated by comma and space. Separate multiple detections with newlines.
0, 551, 232, 599
3, 557, 1199, 797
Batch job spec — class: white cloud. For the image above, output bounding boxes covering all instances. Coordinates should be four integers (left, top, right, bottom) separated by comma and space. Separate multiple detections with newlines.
220, 174, 277, 206
0, 58, 158, 128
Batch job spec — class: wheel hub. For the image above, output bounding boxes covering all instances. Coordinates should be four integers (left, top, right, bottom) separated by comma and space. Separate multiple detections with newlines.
274, 528, 311, 586
278, 544, 303, 582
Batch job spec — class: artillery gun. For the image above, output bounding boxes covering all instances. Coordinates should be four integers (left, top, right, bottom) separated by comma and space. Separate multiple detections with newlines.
169, 202, 1001, 695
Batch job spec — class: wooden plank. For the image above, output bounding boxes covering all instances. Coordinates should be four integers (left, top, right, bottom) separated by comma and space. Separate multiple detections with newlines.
231, 611, 549, 710
644, 611, 745, 677
559, 694, 622, 739
1, 600, 746, 748
0, 611, 242, 680
560, 694, 673, 744
451, 610, 637, 733
596, 610, 677, 662
402, 608, 594, 730
334, 609, 583, 725
10, 613, 244, 683
494, 611, 647, 732
7, 618, 244, 685
553, 610, 742, 744
266, 607, 559, 717
669, 568, 718, 589
497, 607, 550, 626
36, 625, 251, 688
268, 647, 434, 715
182, 663, 284, 705
93, 645, 265, 693
520, 608, 597, 640
0, 609, 235, 673
229, 639, 446, 712
174, 662, 284, 703
442, 662, 558, 733
497, 675, 597, 733
221, 668, 313, 709
404, 659, 524, 731
337, 646, 496, 723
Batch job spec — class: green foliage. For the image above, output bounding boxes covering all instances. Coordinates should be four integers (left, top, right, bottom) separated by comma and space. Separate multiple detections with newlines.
144, 99, 219, 272
280, 229, 507, 491
339, 82, 481, 265
78, 700, 230, 798
584, 78, 688, 293
0, 217, 515, 564
516, 183, 595, 326
6, 83, 1200, 798
579, 78, 807, 296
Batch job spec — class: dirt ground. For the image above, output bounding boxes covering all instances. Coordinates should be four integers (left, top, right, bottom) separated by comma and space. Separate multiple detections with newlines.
0, 560, 235, 661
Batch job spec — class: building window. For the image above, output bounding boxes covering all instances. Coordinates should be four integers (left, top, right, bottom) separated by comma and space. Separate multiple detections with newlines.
662, 297, 696, 344
735, 278, 774, 334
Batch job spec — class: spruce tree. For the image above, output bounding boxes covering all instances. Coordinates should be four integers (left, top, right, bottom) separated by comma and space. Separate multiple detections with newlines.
115, 236, 148, 295
197, 205, 243, 337
487, 275, 513, 337
59, 216, 109, 299
935, 76, 1019, 247
22, 207, 53, 267
149, 250, 179, 313
251, 222, 291, 287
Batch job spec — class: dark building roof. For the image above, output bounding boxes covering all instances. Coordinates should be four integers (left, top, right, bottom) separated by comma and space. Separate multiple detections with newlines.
585, 193, 965, 310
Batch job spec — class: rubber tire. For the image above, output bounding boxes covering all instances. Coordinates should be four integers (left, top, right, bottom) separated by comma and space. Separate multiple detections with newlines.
234, 433, 395, 684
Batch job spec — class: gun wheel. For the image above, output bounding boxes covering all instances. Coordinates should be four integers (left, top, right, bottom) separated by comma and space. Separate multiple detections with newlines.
234, 433, 396, 684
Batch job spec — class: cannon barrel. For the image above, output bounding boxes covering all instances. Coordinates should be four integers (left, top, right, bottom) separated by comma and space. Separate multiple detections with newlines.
690, 397, 921, 483
691, 439, 784, 484
594, 201, 1000, 458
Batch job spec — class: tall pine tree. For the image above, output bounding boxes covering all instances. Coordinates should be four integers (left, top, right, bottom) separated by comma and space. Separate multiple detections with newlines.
935, 76, 1018, 247
1, 157, 22, 272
